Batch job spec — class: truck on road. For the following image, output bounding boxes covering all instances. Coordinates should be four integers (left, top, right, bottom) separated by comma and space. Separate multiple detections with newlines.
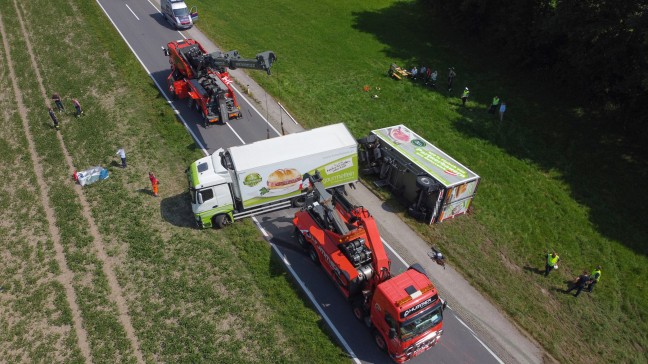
187, 123, 358, 228
293, 174, 445, 362
358, 124, 480, 224
164, 39, 276, 127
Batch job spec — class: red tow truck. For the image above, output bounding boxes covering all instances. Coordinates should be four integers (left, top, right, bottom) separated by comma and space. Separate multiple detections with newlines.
163, 39, 276, 127
293, 173, 445, 363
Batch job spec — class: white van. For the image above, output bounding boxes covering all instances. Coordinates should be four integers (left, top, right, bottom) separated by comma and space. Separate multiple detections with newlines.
161, 0, 198, 30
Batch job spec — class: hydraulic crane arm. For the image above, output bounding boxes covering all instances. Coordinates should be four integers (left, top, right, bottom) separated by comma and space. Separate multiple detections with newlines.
206, 50, 277, 75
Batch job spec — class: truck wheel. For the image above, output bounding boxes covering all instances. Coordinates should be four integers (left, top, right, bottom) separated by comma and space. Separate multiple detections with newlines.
352, 302, 365, 321
213, 214, 231, 229
188, 98, 195, 110
373, 329, 388, 352
295, 228, 308, 249
291, 195, 306, 208
308, 245, 320, 266
416, 175, 433, 189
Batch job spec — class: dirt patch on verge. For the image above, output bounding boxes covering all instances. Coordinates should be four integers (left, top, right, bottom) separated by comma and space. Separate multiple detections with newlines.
11, 1, 145, 362
0, 11, 92, 363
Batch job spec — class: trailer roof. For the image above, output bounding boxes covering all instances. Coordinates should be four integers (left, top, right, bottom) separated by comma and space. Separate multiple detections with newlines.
227, 123, 357, 172
372, 124, 479, 187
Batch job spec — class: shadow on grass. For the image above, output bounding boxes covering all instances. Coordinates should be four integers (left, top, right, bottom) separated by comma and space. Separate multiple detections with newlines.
351, 2, 647, 256
160, 192, 195, 228
523, 266, 545, 276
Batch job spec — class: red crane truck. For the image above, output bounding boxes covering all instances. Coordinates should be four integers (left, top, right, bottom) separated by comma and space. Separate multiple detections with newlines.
293, 174, 445, 363
163, 39, 276, 127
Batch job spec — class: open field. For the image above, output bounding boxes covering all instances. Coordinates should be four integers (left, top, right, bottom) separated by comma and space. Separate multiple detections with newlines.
191, 0, 648, 363
0, 0, 347, 362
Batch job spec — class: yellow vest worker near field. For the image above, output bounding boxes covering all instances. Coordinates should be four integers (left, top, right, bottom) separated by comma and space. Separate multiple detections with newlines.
544, 251, 560, 277
588, 266, 602, 293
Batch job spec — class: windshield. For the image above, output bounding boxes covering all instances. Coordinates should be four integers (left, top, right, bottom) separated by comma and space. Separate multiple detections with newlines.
399, 303, 443, 342
173, 8, 189, 17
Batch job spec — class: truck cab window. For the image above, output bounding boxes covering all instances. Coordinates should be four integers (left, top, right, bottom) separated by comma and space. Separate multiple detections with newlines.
199, 188, 214, 202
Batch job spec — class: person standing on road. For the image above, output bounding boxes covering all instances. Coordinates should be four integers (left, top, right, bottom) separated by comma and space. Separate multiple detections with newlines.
544, 251, 560, 277
48, 107, 60, 130
115, 147, 127, 168
149, 172, 159, 197
447, 67, 456, 91
52, 93, 65, 112
567, 271, 590, 297
588, 266, 602, 293
499, 102, 507, 122
461, 87, 470, 106
72, 98, 84, 117
489, 96, 500, 114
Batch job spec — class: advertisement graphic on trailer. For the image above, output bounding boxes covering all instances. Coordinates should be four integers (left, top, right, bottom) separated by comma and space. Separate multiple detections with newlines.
238, 154, 358, 208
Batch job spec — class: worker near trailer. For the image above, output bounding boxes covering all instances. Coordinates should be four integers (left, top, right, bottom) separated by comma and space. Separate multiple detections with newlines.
567, 271, 590, 297
461, 87, 470, 106
544, 251, 560, 277
410, 66, 418, 81
588, 266, 602, 293
489, 96, 500, 114
447, 67, 456, 91
48, 107, 60, 130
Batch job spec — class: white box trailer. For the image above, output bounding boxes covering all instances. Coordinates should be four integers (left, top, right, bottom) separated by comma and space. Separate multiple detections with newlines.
187, 123, 358, 228
358, 124, 480, 224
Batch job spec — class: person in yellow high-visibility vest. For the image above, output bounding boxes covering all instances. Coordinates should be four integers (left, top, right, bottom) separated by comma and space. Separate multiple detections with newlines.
544, 251, 560, 277
588, 266, 601, 292
461, 87, 470, 106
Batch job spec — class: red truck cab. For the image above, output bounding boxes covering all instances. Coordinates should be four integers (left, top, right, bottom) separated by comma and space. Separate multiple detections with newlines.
371, 266, 444, 362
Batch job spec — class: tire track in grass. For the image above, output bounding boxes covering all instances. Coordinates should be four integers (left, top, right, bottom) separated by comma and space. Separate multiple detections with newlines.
0, 12, 93, 364
11, 1, 145, 363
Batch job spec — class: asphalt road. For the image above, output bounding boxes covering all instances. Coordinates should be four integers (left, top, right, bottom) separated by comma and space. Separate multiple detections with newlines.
96, 1, 504, 363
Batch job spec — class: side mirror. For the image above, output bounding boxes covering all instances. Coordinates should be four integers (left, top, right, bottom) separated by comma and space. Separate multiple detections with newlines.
197, 192, 203, 204
162, 47, 169, 57
388, 328, 397, 340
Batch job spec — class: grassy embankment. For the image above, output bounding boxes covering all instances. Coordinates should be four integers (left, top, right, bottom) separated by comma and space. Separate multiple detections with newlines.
0, 0, 348, 362
192, 0, 647, 363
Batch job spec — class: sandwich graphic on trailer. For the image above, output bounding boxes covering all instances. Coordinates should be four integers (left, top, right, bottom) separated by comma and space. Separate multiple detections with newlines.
259, 168, 302, 196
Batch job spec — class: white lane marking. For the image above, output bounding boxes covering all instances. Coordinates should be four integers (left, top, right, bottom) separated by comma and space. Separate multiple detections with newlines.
230, 85, 281, 136
382, 238, 505, 363
226, 122, 246, 144
95, 0, 208, 156
125, 4, 140, 20
455, 316, 505, 364
251, 217, 361, 364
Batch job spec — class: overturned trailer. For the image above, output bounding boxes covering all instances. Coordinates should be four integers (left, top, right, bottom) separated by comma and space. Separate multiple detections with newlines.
358, 124, 480, 224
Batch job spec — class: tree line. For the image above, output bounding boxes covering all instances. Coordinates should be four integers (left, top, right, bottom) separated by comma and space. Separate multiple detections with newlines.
425, 0, 648, 138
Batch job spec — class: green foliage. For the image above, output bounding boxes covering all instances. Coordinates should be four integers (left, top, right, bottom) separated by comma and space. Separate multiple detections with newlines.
193, 0, 648, 362
425, 0, 648, 138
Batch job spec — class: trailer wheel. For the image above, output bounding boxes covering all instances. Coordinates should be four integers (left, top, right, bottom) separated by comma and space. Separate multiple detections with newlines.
291, 195, 306, 208
308, 245, 320, 266
416, 175, 433, 189
295, 228, 308, 249
213, 214, 231, 229
373, 329, 388, 352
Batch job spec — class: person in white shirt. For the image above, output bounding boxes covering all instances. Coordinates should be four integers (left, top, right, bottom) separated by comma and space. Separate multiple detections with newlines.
115, 148, 127, 168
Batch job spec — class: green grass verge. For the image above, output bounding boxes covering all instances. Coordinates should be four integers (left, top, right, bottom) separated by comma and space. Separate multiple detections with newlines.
191, 0, 648, 363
